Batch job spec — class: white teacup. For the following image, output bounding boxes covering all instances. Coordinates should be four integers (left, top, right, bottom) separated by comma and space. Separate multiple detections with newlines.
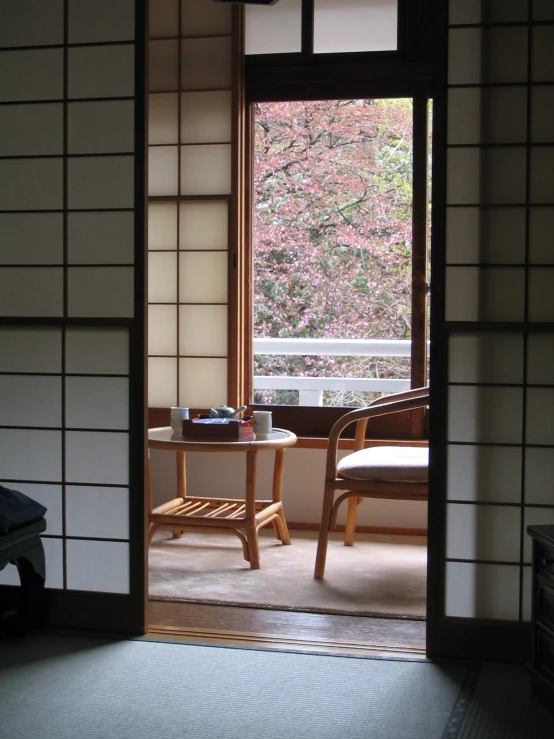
253, 410, 272, 438
170, 406, 189, 434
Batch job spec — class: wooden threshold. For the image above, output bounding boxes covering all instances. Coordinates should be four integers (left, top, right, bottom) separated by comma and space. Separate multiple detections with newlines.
147, 600, 426, 658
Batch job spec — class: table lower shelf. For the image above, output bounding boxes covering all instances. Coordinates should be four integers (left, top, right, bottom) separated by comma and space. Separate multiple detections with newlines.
148, 495, 291, 569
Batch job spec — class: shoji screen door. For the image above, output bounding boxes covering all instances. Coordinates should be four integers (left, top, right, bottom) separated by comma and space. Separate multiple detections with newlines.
429, 0, 554, 659
148, 0, 241, 417
0, 0, 147, 633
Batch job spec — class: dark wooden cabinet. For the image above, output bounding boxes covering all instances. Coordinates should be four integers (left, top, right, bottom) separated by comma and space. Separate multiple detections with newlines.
527, 524, 554, 713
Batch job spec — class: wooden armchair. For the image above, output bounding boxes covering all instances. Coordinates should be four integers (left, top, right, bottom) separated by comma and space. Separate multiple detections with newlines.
313, 386, 430, 579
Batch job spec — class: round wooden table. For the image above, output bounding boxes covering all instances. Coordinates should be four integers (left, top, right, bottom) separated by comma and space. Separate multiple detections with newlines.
147, 427, 297, 569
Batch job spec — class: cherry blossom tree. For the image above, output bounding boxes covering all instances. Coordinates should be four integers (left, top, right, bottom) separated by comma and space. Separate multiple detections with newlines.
253, 98, 416, 405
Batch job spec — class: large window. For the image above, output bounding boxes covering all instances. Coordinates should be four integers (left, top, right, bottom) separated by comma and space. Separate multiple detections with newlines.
252, 97, 420, 409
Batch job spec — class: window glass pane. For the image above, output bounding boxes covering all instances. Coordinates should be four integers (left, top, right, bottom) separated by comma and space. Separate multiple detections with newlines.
253, 99, 417, 407
245, 0, 302, 55
314, 0, 398, 54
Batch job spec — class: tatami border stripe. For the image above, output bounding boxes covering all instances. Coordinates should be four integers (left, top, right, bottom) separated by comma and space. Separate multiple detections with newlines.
441, 661, 483, 739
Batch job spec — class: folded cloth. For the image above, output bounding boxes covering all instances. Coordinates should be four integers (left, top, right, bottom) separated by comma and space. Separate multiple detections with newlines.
0, 484, 47, 535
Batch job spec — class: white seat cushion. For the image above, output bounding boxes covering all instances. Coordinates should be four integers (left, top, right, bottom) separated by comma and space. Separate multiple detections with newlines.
337, 446, 428, 482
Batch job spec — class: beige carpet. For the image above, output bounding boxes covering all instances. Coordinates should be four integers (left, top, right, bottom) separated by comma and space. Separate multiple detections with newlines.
148, 529, 427, 619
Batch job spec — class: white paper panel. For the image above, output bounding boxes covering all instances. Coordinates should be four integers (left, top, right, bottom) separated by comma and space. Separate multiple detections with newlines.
447, 444, 522, 504
447, 147, 526, 205
148, 357, 177, 407
149, 252, 177, 303
449, 0, 529, 24
1, 482, 63, 537
447, 503, 521, 562
179, 305, 228, 357
181, 0, 232, 36
66, 539, 129, 593
0, 49, 63, 102
529, 269, 554, 321
68, 211, 134, 265
68, 267, 134, 318
149, 93, 179, 145
65, 431, 129, 485
68, 0, 135, 43
524, 507, 554, 563
448, 27, 528, 85
0, 213, 63, 266
179, 252, 228, 303
531, 86, 554, 143
0, 537, 64, 589
68, 156, 134, 210
445, 267, 525, 322
68, 101, 134, 154
526, 388, 554, 445
532, 25, 554, 82
0, 429, 62, 481
448, 87, 527, 145
68, 46, 135, 99
66, 486, 129, 539
0, 561, 20, 585
180, 38, 232, 91
0, 158, 63, 210
445, 562, 520, 620
149, 305, 178, 356
181, 91, 232, 143
447, 386, 523, 444
150, 0, 179, 38
66, 377, 129, 430
527, 334, 554, 384
245, 0, 302, 55
0, 375, 61, 428
179, 201, 228, 250
445, 207, 525, 265
179, 357, 227, 408
525, 448, 554, 505
0, 267, 63, 317
148, 202, 178, 250
149, 40, 179, 92
530, 147, 554, 203
314, 0, 397, 53
0, 103, 63, 156
449, 333, 524, 384
0, 327, 61, 373
0, 0, 63, 47
149, 146, 179, 196
530, 208, 554, 264
65, 328, 129, 375
42, 537, 64, 589
180, 145, 231, 195
533, 0, 554, 20
0, 542, 69, 587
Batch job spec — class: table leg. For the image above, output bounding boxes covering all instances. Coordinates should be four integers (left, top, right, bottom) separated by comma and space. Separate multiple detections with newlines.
271, 448, 291, 545
147, 449, 155, 543
173, 451, 187, 539
245, 449, 260, 569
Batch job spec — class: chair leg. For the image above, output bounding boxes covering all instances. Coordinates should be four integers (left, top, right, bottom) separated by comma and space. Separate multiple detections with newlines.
314, 484, 336, 579
344, 496, 362, 546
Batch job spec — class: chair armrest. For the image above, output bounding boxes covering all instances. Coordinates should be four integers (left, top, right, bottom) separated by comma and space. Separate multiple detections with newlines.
325, 388, 430, 482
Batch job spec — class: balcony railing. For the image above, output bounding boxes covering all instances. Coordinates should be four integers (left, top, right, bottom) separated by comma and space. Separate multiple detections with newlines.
253, 338, 417, 406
